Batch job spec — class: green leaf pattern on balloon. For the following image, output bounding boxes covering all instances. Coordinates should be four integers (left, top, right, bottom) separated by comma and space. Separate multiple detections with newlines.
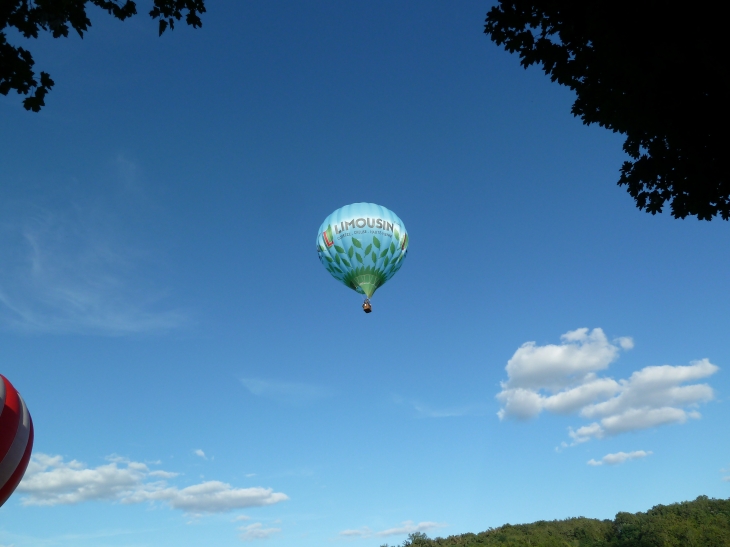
318, 216, 407, 299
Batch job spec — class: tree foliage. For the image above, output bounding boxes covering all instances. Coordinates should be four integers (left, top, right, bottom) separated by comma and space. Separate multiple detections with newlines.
380, 496, 730, 546
0, 0, 205, 111
484, 1, 730, 220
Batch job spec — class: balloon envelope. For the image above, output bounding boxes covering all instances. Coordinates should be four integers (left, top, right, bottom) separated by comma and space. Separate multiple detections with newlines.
0, 374, 34, 508
317, 203, 409, 299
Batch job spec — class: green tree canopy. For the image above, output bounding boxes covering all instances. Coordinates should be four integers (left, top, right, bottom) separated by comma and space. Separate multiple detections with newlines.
484, 2, 729, 220
0, 0, 205, 111
379, 496, 730, 547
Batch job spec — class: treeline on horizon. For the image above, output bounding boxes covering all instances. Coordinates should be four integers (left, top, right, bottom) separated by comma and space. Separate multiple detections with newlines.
383, 496, 730, 547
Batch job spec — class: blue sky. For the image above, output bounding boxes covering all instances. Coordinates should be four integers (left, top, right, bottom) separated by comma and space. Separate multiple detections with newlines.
1, 1, 729, 546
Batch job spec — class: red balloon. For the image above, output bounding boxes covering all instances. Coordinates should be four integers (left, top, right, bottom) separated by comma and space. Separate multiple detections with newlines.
0, 374, 34, 508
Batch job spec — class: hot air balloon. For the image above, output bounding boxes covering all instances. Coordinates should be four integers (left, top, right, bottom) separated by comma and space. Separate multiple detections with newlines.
317, 203, 409, 313
0, 374, 34, 508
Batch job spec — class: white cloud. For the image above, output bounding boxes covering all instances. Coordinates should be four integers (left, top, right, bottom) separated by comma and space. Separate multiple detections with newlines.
570, 360, 717, 443
241, 378, 329, 404
568, 423, 605, 444
616, 337, 635, 350
542, 378, 621, 415
410, 402, 487, 418
0, 199, 187, 335
503, 328, 623, 392
339, 521, 445, 539
393, 395, 488, 418
18, 453, 288, 513
18, 454, 147, 505
496, 329, 719, 444
194, 449, 207, 460
587, 450, 652, 466
375, 521, 445, 537
239, 523, 281, 542
581, 361, 716, 420
127, 481, 288, 513
339, 527, 372, 537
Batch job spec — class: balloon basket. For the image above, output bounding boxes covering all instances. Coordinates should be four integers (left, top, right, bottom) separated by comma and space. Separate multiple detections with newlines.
362, 300, 372, 313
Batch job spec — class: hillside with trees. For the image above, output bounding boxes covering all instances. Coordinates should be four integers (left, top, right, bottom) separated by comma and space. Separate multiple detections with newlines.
382, 496, 730, 547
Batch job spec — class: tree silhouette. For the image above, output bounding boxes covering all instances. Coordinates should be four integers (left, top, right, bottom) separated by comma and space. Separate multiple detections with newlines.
0, 0, 206, 111
485, 1, 729, 220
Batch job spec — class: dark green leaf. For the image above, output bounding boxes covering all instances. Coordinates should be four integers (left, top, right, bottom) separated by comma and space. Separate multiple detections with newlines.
380, 248, 388, 258
348, 246, 354, 258
373, 236, 381, 248
364, 244, 372, 255
371, 252, 377, 262
390, 242, 396, 253
352, 238, 362, 248
335, 245, 345, 254
342, 259, 351, 267
356, 253, 364, 264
